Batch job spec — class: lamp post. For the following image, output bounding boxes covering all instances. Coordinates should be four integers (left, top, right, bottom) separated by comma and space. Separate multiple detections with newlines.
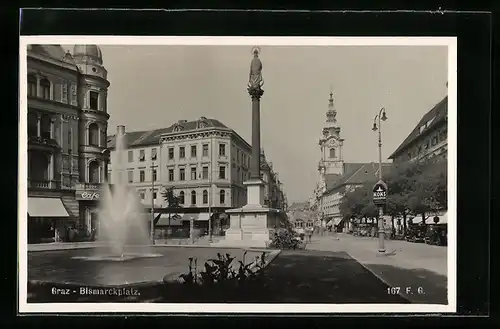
150, 153, 155, 245
208, 136, 213, 242
189, 215, 195, 244
372, 107, 388, 253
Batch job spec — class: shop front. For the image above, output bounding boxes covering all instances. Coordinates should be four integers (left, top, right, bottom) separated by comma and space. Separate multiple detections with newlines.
27, 196, 71, 243
75, 183, 102, 238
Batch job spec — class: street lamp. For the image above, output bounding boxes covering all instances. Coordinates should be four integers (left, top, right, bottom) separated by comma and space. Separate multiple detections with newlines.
150, 140, 162, 245
372, 107, 388, 253
150, 152, 156, 245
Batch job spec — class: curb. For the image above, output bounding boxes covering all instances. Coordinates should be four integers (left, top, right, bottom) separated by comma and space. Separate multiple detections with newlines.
346, 251, 412, 303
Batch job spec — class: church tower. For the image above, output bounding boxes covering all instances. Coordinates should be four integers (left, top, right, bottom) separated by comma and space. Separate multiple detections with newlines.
318, 91, 344, 179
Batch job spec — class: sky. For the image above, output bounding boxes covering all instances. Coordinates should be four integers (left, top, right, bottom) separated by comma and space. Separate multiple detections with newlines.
82, 44, 448, 203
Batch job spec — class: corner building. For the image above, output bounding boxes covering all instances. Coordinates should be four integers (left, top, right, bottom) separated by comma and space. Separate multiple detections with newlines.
26, 45, 110, 243
107, 117, 253, 234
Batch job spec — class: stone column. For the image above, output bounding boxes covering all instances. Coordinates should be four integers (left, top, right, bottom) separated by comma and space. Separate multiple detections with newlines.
98, 161, 102, 183
37, 115, 41, 137
49, 154, 54, 181
249, 88, 264, 180
36, 76, 40, 98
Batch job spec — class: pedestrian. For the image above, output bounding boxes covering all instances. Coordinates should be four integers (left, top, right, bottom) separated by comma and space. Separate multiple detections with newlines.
307, 227, 313, 242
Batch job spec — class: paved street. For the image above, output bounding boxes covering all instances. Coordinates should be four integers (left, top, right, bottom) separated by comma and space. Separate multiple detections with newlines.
306, 233, 448, 304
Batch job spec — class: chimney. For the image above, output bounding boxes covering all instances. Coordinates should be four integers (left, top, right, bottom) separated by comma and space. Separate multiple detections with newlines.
178, 120, 188, 124
117, 125, 126, 137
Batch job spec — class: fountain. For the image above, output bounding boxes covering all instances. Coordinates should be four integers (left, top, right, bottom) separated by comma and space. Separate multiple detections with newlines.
72, 125, 162, 262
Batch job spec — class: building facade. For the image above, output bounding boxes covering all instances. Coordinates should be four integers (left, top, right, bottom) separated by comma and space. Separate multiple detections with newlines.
107, 118, 253, 220
260, 149, 287, 211
26, 44, 110, 243
388, 96, 448, 163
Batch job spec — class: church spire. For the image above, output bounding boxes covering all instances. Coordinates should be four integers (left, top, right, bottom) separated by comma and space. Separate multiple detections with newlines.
325, 90, 337, 126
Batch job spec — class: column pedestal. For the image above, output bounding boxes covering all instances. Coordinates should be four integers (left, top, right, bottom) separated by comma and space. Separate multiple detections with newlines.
214, 179, 279, 248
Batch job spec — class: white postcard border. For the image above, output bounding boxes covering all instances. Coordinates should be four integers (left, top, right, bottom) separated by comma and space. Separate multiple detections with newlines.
18, 36, 457, 314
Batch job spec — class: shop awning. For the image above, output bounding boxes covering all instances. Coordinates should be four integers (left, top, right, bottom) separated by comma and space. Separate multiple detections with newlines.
156, 213, 183, 226
180, 213, 211, 221
426, 213, 448, 224
28, 197, 69, 217
326, 218, 342, 226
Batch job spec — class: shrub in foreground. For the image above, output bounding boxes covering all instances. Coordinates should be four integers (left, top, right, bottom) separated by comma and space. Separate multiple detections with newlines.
269, 229, 302, 250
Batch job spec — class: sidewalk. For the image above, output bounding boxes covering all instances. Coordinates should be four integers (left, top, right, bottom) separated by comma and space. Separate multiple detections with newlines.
27, 236, 226, 252
306, 233, 448, 304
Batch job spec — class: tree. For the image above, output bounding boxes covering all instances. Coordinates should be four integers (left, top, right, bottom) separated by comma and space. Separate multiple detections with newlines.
156, 187, 182, 229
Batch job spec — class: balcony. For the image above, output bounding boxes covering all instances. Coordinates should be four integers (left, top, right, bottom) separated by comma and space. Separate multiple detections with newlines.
28, 136, 61, 152
76, 183, 102, 191
28, 179, 60, 189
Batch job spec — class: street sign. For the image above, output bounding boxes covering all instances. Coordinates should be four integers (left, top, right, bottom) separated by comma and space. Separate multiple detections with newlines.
372, 180, 388, 206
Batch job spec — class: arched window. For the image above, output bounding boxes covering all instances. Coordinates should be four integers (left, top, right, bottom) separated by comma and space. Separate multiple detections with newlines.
329, 148, 336, 158
40, 114, 51, 139
40, 78, 51, 100
179, 191, 185, 204
28, 74, 37, 97
191, 190, 196, 205
88, 161, 100, 183
219, 190, 225, 204
88, 123, 99, 146
203, 190, 208, 204
29, 151, 49, 181
28, 112, 38, 137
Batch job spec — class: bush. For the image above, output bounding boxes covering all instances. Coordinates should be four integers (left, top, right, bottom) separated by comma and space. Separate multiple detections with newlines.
269, 229, 300, 250
175, 252, 268, 287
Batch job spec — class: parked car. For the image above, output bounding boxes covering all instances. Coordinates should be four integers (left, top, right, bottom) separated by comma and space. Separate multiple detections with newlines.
405, 225, 426, 243
425, 225, 447, 246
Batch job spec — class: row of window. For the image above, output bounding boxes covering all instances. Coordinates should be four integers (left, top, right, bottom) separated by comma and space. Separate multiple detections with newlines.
168, 166, 226, 181
122, 145, 251, 167
139, 189, 226, 205
167, 144, 225, 160
28, 74, 102, 111
28, 112, 105, 150
407, 128, 447, 160
126, 169, 157, 183
126, 148, 157, 163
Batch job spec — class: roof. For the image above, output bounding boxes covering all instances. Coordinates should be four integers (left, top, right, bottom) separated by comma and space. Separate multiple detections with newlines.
389, 96, 448, 159
326, 162, 392, 193
28, 44, 78, 68
324, 173, 341, 189
107, 118, 232, 149
29, 45, 67, 61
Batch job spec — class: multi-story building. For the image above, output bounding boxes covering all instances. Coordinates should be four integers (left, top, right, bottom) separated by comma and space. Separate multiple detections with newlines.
388, 96, 448, 163
107, 118, 253, 228
260, 149, 286, 211
26, 44, 111, 243
159, 117, 252, 212
106, 127, 164, 208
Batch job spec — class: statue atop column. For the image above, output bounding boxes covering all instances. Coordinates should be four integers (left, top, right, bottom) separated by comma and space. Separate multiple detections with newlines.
248, 47, 264, 89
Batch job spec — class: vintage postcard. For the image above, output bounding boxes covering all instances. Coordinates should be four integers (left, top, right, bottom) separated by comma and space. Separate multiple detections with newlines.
18, 36, 457, 313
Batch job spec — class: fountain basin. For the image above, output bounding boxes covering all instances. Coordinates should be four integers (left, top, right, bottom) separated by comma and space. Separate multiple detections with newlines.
27, 246, 279, 302
71, 253, 163, 262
